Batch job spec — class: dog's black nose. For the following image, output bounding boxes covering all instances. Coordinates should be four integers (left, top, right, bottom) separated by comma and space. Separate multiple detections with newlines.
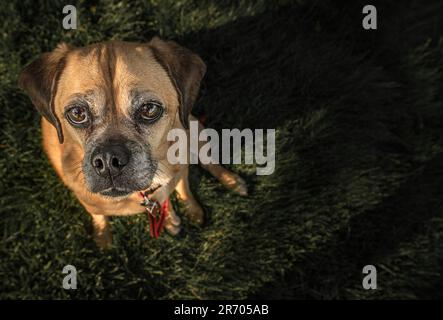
91, 145, 130, 177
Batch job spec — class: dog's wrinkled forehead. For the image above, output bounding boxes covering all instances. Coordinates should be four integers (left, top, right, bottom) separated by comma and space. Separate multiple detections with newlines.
20, 38, 206, 144
55, 42, 178, 118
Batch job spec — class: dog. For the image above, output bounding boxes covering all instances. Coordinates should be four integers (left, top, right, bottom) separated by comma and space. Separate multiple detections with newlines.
19, 38, 247, 248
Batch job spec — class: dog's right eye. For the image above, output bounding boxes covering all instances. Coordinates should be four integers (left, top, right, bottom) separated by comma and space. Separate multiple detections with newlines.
65, 106, 89, 126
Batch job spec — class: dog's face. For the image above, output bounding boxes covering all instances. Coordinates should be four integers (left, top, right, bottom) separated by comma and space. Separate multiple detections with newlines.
19, 39, 206, 197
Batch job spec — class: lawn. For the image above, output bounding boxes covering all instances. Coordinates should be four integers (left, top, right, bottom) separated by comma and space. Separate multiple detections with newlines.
1, 0, 443, 299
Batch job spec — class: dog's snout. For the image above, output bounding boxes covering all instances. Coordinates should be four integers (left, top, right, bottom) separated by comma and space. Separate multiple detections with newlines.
91, 145, 130, 177
83, 136, 153, 197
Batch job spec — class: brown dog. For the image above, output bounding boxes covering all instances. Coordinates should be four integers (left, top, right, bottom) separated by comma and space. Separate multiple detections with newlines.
19, 38, 247, 248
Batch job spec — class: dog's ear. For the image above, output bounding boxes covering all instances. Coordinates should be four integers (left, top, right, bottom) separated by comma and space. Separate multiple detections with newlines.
19, 43, 72, 144
149, 37, 206, 129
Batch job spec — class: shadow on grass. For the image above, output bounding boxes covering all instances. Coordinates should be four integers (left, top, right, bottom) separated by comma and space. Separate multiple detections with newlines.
174, 1, 443, 299
252, 149, 443, 299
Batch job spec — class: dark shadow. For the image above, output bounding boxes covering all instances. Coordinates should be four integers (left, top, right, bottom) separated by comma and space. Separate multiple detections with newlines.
252, 150, 443, 299
166, 1, 443, 299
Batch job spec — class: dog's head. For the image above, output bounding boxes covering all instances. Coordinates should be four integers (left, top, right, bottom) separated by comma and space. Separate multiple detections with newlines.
19, 38, 205, 197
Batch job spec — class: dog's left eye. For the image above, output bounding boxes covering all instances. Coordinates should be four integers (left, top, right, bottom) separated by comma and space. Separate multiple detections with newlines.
139, 102, 163, 122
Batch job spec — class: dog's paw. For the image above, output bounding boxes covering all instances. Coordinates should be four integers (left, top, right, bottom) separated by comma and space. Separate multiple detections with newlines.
164, 212, 182, 236
184, 202, 205, 226
221, 173, 248, 196
165, 223, 181, 236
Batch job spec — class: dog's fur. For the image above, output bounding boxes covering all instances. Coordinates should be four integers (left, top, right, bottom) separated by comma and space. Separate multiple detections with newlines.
19, 38, 247, 248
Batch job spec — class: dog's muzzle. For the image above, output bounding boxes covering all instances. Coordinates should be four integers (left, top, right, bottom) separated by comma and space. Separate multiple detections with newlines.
83, 137, 156, 197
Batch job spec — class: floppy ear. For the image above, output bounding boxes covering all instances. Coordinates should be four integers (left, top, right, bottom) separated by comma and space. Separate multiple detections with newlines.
149, 37, 206, 129
19, 43, 72, 144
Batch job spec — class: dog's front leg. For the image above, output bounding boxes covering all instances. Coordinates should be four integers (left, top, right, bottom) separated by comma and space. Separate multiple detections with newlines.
190, 115, 248, 196
150, 179, 182, 236
90, 214, 112, 249
175, 165, 205, 226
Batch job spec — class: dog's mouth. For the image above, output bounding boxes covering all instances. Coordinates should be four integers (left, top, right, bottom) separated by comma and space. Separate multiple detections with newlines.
99, 187, 133, 197
97, 183, 162, 198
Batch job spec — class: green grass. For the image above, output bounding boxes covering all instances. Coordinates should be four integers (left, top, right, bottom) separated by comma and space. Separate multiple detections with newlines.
1, 0, 443, 299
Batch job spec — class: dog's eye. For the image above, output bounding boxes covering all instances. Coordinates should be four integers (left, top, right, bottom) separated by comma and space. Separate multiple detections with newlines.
66, 106, 89, 125
139, 102, 163, 122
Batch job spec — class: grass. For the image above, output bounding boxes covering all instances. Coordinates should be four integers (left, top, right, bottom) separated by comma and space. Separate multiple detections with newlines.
1, 0, 443, 299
